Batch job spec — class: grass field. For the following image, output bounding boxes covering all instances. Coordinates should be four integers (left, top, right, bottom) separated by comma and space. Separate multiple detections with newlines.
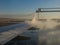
0, 18, 24, 27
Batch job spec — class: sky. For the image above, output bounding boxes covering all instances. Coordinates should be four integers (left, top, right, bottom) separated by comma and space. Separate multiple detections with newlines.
0, 0, 60, 15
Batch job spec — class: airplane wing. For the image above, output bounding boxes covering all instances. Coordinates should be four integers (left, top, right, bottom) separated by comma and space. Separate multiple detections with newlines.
0, 22, 31, 45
